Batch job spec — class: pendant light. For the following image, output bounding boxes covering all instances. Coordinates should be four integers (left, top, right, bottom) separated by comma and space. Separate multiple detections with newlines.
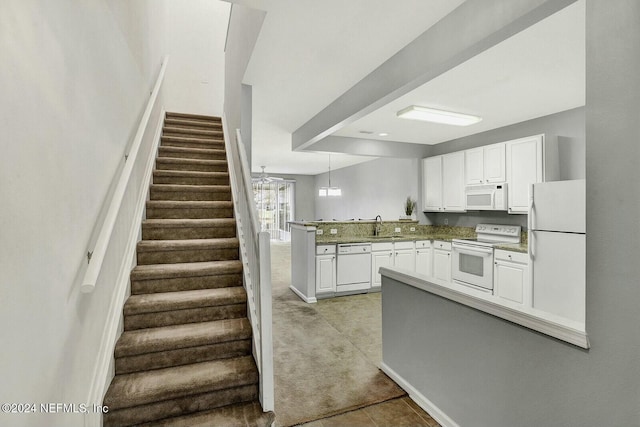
318, 154, 342, 197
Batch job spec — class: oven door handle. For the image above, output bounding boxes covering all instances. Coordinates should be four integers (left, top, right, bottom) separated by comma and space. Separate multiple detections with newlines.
452, 243, 494, 255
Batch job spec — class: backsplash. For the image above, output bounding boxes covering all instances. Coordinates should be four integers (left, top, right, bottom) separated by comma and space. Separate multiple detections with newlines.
311, 220, 477, 240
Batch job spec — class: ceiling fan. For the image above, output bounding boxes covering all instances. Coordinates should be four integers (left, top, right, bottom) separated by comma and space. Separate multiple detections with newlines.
256, 166, 284, 183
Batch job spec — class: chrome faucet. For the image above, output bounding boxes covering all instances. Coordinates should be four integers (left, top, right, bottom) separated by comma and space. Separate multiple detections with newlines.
374, 215, 382, 236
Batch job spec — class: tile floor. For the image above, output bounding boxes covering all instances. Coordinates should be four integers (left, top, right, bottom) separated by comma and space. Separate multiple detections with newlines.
299, 397, 440, 427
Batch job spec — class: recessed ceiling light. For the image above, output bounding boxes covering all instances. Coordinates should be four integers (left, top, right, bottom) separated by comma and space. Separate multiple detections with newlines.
396, 106, 482, 126
378, 132, 389, 137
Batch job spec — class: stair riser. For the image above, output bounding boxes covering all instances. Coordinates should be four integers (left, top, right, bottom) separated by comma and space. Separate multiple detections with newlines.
161, 140, 225, 150
163, 126, 222, 137
164, 129, 224, 139
142, 225, 236, 240
155, 160, 227, 173
137, 247, 239, 265
158, 148, 226, 161
131, 274, 243, 294
153, 174, 229, 186
163, 120, 222, 131
103, 384, 257, 427
146, 206, 233, 219
150, 189, 231, 202
116, 340, 252, 374
166, 112, 222, 122
124, 304, 247, 330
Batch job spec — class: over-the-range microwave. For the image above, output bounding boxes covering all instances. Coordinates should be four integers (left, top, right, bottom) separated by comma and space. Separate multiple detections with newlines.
465, 183, 507, 211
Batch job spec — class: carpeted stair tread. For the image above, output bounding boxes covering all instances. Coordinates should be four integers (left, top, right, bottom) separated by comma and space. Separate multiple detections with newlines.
163, 126, 222, 138
158, 145, 226, 159
103, 356, 258, 410
142, 218, 236, 229
149, 184, 231, 202
115, 318, 252, 358
124, 286, 246, 315
146, 202, 234, 219
142, 401, 275, 427
131, 260, 242, 280
166, 112, 221, 122
162, 135, 222, 144
164, 118, 222, 130
155, 157, 227, 167
152, 169, 229, 185
150, 183, 231, 194
137, 237, 238, 251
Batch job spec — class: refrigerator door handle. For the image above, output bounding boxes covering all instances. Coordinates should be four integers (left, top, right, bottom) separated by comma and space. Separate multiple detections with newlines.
530, 230, 535, 260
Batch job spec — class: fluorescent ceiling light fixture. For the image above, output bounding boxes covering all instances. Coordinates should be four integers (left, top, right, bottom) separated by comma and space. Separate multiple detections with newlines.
378, 132, 389, 137
396, 106, 482, 126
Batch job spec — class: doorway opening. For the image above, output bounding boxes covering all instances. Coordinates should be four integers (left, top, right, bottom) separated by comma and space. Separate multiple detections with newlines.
252, 180, 295, 241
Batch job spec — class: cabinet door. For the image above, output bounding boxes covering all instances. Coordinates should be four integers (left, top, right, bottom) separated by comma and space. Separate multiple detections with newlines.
394, 249, 415, 272
371, 251, 393, 288
442, 152, 466, 212
465, 148, 484, 185
316, 255, 335, 294
494, 260, 528, 305
422, 157, 443, 211
484, 143, 506, 183
433, 249, 451, 282
506, 136, 543, 213
415, 248, 432, 278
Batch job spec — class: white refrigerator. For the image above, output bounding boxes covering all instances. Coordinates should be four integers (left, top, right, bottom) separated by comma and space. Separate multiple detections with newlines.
529, 179, 586, 325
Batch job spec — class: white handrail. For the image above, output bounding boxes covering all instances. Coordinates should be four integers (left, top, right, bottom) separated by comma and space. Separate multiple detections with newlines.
81, 56, 169, 293
222, 115, 274, 411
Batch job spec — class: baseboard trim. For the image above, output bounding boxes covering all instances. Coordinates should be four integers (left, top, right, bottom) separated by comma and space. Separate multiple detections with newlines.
289, 285, 317, 303
84, 109, 165, 427
380, 362, 460, 427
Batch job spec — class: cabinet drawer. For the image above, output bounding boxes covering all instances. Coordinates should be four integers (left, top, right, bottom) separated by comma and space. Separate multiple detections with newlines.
316, 245, 336, 255
415, 240, 432, 249
394, 241, 415, 250
495, 249, 528, 264
372, 242, 393, 251
433, 240, 452, 251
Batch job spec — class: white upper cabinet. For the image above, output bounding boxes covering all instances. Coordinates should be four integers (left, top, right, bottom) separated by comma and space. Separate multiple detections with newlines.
465, 143, 506, 185
422, 153, 465, 212
484, 143, 506, 183
422, 156, 443, 211
442, 152, 466, 212
506, 135, 544, 214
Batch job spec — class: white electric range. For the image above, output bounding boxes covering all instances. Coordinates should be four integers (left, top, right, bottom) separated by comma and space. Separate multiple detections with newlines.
451, 224, 521, 292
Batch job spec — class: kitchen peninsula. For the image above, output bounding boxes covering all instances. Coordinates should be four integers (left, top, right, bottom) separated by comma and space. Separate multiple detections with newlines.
290, 219, 527, 303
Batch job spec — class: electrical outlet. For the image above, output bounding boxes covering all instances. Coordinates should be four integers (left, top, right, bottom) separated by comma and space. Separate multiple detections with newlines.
316, 229, 323, 235
330, 229, 338, 234
444, 218, 449, 225
410, 227, 416, 232
394, 227, 401, 233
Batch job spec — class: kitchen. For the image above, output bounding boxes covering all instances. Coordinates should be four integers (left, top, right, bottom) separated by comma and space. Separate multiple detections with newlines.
242, 0, 640, 425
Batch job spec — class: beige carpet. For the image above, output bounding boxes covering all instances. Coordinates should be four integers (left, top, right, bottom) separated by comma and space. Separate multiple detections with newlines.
270, 242, 405, 427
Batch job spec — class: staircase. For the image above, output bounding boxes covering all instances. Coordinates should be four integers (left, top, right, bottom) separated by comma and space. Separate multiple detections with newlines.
102, 112, 274, 426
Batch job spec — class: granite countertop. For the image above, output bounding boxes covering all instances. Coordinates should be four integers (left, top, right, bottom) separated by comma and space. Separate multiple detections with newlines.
494, 242, 529, 254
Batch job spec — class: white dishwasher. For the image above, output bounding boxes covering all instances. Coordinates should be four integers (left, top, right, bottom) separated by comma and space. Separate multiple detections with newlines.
336, 243, 372, 294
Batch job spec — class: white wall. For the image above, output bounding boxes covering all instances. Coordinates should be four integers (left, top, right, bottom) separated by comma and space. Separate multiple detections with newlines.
314, 158, 419, 221
0, 1, 165, 425
162, 0, 229, 116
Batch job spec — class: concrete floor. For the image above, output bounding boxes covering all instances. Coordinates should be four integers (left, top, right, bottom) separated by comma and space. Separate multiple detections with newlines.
270, 241, 440, 427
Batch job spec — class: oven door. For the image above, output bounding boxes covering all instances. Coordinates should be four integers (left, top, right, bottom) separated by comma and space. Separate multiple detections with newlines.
452, 243, 494, 291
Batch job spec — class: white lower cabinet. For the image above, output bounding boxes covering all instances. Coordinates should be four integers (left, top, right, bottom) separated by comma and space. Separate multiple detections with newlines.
393, 241, 416, 271
371, 241, 416, 289
371, 243, 393, 289
494, 249, 530, 306
433, 240, 452, 282
315, 245, 336, 294
415, 240, 433, 278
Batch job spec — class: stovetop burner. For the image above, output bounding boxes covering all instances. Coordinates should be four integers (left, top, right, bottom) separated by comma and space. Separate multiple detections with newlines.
452, 224, 522, 247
